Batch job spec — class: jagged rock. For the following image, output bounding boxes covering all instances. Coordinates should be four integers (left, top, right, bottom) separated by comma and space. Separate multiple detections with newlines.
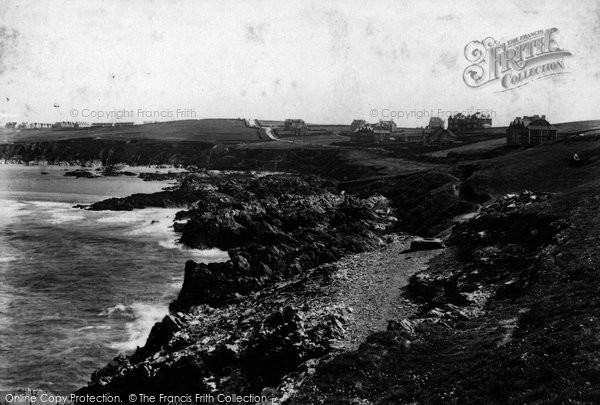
64, 169, 96, 178
168, 176, 395, 310
141, 314, 186, 355
407, 272, 442, 300
409, 237, 445, 251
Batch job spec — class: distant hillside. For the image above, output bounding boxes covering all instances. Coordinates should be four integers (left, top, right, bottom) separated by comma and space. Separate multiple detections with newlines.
0, 119, 260, 143
554, 120, 600, 135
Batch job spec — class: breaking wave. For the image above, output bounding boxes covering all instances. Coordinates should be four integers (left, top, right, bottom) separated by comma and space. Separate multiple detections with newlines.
103, 302, 169, 352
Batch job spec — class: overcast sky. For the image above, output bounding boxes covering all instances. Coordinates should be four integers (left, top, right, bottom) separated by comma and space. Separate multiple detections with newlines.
1, 0, 599, 126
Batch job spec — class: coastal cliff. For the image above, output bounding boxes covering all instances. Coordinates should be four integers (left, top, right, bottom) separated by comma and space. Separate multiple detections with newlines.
72, 159, 478, 400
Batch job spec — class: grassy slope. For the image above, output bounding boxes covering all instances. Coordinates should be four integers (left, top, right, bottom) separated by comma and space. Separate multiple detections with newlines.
0, 119, 260, 143
463, 136, 600, 197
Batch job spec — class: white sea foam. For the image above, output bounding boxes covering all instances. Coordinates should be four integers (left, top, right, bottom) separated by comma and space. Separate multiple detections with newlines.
49, 212, 86, 224
29, 200, 68, 206
0, 200, 32, 223
78, 325, 112, 331
157, 240, 229, 262
96, 215, 142, 224
108, 302, 169, 352
99, 303, 132, 317
0, 256, 18, 263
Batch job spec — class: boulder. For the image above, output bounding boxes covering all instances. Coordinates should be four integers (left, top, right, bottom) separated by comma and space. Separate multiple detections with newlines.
409, 237, 445, 251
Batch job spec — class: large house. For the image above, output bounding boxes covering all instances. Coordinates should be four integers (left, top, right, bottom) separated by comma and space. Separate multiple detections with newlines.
351, 119, 368, 132
282, 119, 308, 136
350, 127, 390, 143
422, 128, 461, 147
506, 115, 558, 146
448, 112, 492, 131
374, 120, 397, 132
427, 117, 444, 129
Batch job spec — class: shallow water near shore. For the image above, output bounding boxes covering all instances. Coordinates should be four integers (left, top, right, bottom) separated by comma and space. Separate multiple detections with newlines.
0, 165, 228, 392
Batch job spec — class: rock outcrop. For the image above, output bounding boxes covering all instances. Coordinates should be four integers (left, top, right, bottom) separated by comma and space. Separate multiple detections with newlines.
78, 263, 351, 398
171, 176, 395, 309
79, 172, 398, 398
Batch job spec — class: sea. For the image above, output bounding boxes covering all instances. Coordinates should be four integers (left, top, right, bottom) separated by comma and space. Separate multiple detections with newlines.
0, 165, 229, 393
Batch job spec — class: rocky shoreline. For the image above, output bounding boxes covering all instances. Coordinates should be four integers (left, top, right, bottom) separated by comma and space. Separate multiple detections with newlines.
76, 163, 600, 404
74, 168, 469, 401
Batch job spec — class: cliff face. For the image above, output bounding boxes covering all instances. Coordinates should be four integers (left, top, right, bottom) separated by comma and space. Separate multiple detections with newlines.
0, 140, 385, 182
0, 140, 216, 166
3, 137, 452, 183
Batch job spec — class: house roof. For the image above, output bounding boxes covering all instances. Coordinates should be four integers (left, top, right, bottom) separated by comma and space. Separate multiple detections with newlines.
528, 125, 557, 130
512, 116, 552, 128
423, 128, 459, 143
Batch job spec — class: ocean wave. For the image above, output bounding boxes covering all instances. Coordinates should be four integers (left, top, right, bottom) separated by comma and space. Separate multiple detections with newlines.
78, 325, 112, 331
49, 212, 86, 224
0, 200, 32, 223
98, 303, 134, 317
96, 215, 142, 223
0, 256, 18, 263
40, 313, 64, 321
107, 302, 169, 352
0, 199, 85, 226
157, 241, 230, 262
29, 200, 73, 208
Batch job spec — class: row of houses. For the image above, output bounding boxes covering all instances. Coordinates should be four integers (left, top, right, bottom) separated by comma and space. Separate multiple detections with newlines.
4, 121, 136, 130
54, 121, 134, 129
350, 119, 461, 147
5, 122, 54, 129
447, 112, 492, 131
351, 119, 397, 132
355, 113, 492, 133
350, 127, 461, 147
350, 114, 559, 147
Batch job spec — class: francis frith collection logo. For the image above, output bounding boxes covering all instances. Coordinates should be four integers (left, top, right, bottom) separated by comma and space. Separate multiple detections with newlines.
463, 28, 572, 91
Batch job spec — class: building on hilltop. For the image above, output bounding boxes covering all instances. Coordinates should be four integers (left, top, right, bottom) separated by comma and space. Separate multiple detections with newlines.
351, 119, 368, 132
374, 120, 396, 132
5, 122, 53, 129
282, 119, 308, 136
448, 112, 492, 132
506, 115, 558, 146
52, 121, 78, 130
422, 128, 461, 147
427, 117, 444, 129
350, 127, 391, 144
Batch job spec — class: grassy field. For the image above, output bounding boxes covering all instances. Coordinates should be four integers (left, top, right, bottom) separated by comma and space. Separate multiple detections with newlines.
426, 137, 507, 157
555, 119, 600, 135
0, 119, 260, 143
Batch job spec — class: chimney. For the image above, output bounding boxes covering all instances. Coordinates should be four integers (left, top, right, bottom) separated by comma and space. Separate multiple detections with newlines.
542, 115, 546, 120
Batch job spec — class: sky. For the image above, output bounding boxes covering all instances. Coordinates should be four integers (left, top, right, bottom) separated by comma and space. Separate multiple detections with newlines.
0, 0, 599, 127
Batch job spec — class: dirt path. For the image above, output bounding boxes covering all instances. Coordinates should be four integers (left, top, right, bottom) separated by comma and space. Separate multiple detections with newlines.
326, 237, 443, 350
